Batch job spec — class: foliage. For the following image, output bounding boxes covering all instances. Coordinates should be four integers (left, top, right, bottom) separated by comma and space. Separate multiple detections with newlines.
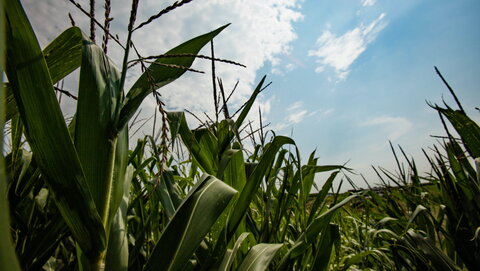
1, 0, 478, 270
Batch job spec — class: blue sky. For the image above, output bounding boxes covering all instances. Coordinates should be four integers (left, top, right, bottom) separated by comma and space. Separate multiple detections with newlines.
23, 0, 480, 189
254, 0, 480, 188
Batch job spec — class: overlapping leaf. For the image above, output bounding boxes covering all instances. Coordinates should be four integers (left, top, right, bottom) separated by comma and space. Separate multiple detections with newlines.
4, 0, 105, 259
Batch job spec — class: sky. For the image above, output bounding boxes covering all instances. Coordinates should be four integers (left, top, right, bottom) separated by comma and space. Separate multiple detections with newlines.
21, 0, 480, 190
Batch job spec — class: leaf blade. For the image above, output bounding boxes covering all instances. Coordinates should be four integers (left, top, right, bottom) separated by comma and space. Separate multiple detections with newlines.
4, 0, 105, 259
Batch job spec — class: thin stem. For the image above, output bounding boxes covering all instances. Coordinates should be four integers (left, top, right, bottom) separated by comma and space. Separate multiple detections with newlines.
116, 0, 139, 129
90, 0, 96, 42
102, 0, 112, 53
134, 0, 195, 31
68, 0, 125, 49
129, 53, 246, 68
211, 41, 218, 122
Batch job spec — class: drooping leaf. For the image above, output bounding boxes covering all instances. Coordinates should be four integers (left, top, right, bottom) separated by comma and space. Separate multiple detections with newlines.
407, 229, 461, 271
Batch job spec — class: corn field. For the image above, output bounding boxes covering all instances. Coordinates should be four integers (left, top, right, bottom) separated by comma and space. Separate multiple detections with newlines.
1, 0, 479, 270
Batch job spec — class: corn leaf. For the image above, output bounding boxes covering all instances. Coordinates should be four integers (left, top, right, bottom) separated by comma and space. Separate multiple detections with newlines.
43, 26, 83, 84
156, 170, 183, 219
237, 243, 283, 271
74, 29, 126, 234
144, 174, 237, 271
118, 24, 230, 130
208, 136, 294, 269
5, 26, 83, 122
235, 76, 266, 130
0, 0, 21, 268
435, 105, 480, 158
407, 229, 461, 271
311, 224, 339, 271
167, 111, 216, 174
277, 193, 358, 270
307, 171, 338, 224
4, 0, 105, 259
227, 136, 295, 238
105, 166, 133, 271
218, 232, 251, 271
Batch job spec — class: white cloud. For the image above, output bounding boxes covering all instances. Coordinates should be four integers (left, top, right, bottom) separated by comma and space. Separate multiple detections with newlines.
21, 0, 303, 142
308, 13, 387, 81
270, 101, 310, 131
360, 116, 413, 141
288, 101, 303, 111
361, 0, 376, 7
287, 110, 308, 123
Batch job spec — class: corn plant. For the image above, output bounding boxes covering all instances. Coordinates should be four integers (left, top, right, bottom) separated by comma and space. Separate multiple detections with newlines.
344, 70, 480, 271
3, 0, 235, 269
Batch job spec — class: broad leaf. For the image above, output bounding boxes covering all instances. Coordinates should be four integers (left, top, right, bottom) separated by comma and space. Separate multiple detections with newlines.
5, 0, 105, 259
0, 0, 21, 268
43, 26, 83, 84
218, 232, 251, 271
144, 175, 236, 271
74, 28, 124, 232
105, 166, 133, 271
237, 243, 283, 271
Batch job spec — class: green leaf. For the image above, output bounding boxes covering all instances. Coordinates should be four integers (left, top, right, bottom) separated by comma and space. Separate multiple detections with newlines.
118, 24, 230, 130
4, 27, 83, 122
218, 232, 251, 271
278, 193, 358, 268
156, 170, 183, 219
5, 0, 105, 259
235, 76, 266, 130
407, 229, 461, 271
435, 105, 480, 158
144, 174, 237, 271
308, 171, 338, 224
5, 84, 17, 122
105, 165, 133, 271
167, 111, 216, 174
74, 29, 124, 231
237, 243, 283, 271
227, 136, 295, 238
311, 224, 339, 271
0, 0, 21, 268
43, 26, 83, 84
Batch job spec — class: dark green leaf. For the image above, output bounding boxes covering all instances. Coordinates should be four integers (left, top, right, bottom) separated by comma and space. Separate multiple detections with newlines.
144, 175, 236, 271
5, 0, 105, 258
237, 243, 283, 271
